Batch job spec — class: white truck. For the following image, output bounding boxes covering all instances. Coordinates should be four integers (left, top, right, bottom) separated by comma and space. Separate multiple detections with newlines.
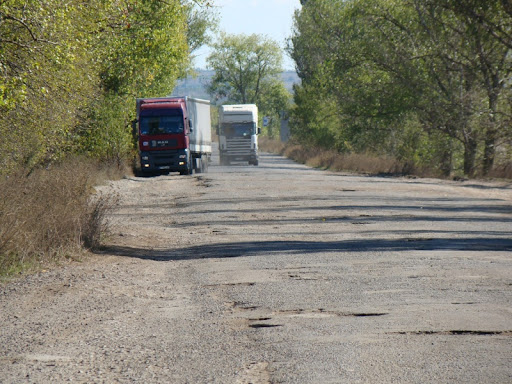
218, 104, 260, 166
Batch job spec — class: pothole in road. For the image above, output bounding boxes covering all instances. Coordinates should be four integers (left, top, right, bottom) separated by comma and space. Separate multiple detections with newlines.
195, 176, 214, 188
249, 324, 283, 329
288, 273, 319, 281
245, 315, 283, 329
392, 330, 512, 336
206, 282, 256, 288
275, 309, 389, 318
225, 301, 260, 311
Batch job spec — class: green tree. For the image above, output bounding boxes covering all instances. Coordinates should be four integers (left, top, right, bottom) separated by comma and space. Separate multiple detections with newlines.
185, 0, 219, 56
207, 33, 291, 136
388, 0, 512, 175
288, 0, 512, 177
77, 0, 192, 163
0, 0, 216, 173
289, 0, 420, 155
0, 0, 102, 173
434, 0, 512, 173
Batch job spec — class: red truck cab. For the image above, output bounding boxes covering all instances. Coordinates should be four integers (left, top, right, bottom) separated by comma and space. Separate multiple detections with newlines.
137, 98, 192, 175
135, 96, 212, 176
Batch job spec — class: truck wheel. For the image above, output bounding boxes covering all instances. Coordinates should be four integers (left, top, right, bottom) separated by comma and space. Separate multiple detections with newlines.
201, 156, 209, 173
189, 159, 194, 174
180, 167, 192, 175
196, 158, 204, 173
194, 156, 202, 174
180, 157, 193, 175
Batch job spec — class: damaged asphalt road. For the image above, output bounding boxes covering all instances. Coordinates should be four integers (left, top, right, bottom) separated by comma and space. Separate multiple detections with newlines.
1, 150, 511, 383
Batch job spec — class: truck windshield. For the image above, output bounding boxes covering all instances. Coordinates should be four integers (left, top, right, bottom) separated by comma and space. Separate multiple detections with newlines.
140, 114, 184, 135
221, 123, 255, 137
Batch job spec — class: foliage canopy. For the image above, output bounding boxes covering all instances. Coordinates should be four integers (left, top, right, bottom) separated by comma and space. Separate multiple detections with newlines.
289, 0, 512, 177
207, 33, 291, 137
0, 0, 215, 174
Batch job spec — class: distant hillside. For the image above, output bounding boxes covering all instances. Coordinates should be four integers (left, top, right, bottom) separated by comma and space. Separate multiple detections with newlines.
171, 69, 300, 102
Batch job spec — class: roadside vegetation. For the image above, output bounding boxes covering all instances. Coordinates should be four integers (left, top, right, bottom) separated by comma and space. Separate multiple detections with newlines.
288, 0, 512, 179
260, 137, 512, 179
0, 159, 123, 278
0, 0, 216, 277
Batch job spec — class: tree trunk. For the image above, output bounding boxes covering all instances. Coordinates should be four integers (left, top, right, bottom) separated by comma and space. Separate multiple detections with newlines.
482, 92, 499, 175
482, 129, 496, 175
463, 135, 478, 177
439, 146, 452, 177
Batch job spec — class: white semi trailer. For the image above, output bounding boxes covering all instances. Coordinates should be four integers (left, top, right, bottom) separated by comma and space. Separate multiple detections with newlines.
218, 104, 259, 166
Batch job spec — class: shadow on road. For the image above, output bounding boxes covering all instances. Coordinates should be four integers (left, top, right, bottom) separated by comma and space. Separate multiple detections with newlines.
99, 237, 512, 262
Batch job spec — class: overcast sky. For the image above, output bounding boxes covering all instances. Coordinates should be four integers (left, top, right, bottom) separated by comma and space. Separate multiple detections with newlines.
193, 0, 301, 70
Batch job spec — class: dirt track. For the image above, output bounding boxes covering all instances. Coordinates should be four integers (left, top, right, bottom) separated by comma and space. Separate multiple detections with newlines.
1, 150, 512, 383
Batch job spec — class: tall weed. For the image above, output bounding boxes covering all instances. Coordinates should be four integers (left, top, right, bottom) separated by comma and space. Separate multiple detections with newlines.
260, 137, 512, 179
0, 158, 120, 277
260, 137, 409, 175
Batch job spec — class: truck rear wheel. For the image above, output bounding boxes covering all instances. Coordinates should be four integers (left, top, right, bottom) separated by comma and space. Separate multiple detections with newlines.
201, 155, 209, 173
195, 155, 208, 173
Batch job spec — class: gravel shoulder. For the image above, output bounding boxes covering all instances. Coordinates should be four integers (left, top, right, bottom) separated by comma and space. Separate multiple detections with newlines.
1, 151, 511, 383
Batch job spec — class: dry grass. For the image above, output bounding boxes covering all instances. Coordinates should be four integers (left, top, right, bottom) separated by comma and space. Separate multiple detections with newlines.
260, 137, 512, 180
0, 158, 123, 278
259, 137, 412, 176
487, 162, 512, 179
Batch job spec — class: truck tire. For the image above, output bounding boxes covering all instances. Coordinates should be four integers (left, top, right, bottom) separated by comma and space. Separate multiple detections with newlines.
201, 155, 209, 173
180, 167, 192, 176
180, 156, 193, 175
196, 155, 208, 173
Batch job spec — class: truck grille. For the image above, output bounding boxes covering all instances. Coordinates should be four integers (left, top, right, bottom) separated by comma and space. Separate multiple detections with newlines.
152, 150, 180, 166
226, 137, 252, 155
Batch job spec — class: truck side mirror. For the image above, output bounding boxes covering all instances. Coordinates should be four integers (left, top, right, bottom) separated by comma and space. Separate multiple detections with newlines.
189, 120, 193, 133
131, 119, 138, 136
257, 127, 261, 135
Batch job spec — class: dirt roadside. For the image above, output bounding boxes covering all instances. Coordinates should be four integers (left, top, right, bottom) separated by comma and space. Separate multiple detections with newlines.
1, 151, 511, 383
